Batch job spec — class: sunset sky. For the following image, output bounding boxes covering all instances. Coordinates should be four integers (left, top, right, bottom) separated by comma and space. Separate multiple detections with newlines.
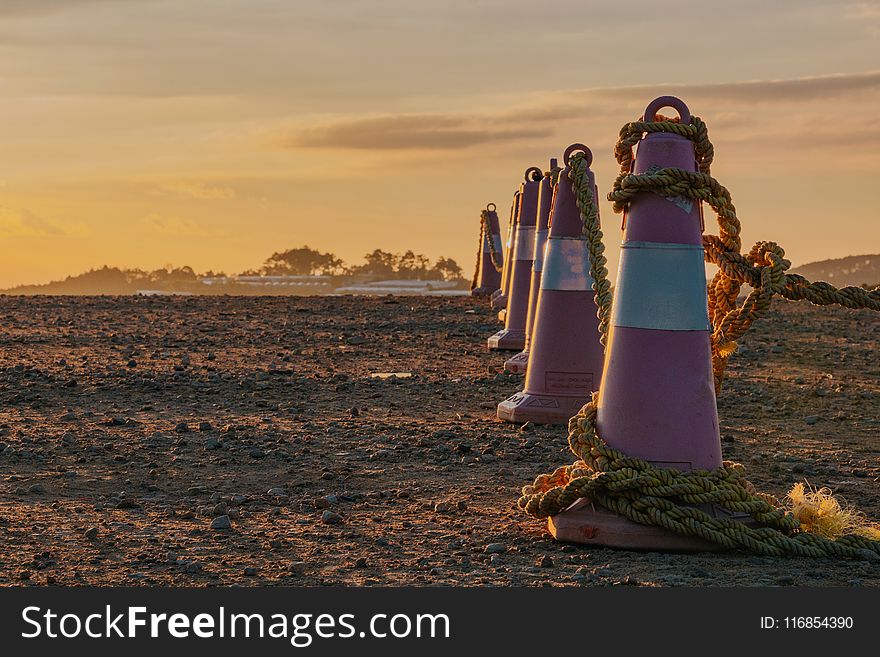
0, 0, 878, 288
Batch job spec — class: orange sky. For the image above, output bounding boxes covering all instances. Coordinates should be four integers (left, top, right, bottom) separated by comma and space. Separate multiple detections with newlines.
1, 0, 879, 288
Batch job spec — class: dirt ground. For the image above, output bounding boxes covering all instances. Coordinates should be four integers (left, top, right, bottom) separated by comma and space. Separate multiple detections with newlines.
0, 294, 877, 587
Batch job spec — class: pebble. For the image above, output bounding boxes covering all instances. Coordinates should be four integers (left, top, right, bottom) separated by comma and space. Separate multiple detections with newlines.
244, 567, 259, 576
267, 487, 287, 496
804, 415, 820, 425
204, 437, 221, 450
249, 447, 267, 459
354, 557, 368, 568
198, 421, 213, 432
321, 510, 342, 525
210, 515, 232, 530
537, 555, 554, 568
212, 502, 228, 516
346, 335, 365, 345
485, 543, 507, 554
175, 422, 190, 433
84, 527, 99, 540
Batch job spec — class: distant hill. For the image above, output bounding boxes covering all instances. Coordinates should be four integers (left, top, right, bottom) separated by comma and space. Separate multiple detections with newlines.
791, 254, 879, 288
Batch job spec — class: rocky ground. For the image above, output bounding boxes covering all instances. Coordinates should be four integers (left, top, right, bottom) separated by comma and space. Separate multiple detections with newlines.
0, 294, 877, 587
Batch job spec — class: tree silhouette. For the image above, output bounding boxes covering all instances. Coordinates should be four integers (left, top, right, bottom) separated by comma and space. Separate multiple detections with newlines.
260, 246, 346, 275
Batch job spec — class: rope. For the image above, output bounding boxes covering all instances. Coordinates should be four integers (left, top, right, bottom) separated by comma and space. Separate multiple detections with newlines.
518, 395, 880, 559
517, 115, 880, 559
567, 155, 613, 346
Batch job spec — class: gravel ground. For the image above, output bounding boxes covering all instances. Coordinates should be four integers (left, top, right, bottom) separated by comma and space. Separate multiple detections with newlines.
0, 294, 877, 587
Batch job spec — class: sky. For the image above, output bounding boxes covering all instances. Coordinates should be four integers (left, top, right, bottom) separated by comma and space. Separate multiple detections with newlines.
0, 0, 878, 288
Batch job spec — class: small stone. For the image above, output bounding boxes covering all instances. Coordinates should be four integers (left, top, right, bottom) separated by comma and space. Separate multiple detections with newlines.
267, 487, 287, 497
185, 562, 202, 574
346, 335, 365, 345
313, 497, 331, 509
204, 437, 221, 450
243, 567, 259, 576
537, 555, 554, 568
804, 415, 820, 425
175, 422, 190, 433
127, 359, 137, 368
210, 515, 232, 530
354, 557, 368, 568
198, 421, 213, 432
321, 510, 342, 525
61, 431, 77, 445
212, 502, 228, 516
28, 483, 46, 494
249, 447, 267, 459
485, 543, 506, 554
84, 527, 99, 540
348, 407, 359, 418
770, 346, 783, 354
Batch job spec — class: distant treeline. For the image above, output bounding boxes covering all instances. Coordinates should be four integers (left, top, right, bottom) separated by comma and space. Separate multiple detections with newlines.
0, 246, 465, 295
241, 246, 463, 280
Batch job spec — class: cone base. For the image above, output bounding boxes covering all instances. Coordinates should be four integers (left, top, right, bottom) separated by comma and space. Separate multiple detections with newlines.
471, 286, 499, 298
504, 350, 529, 374
497, 391, 586, 424
496, 309, 507, 323
487, 329, 525, 351
549, 498, 752, 552
490, 294, 507, 310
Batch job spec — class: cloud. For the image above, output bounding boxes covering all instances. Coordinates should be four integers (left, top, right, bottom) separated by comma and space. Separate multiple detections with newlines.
0, 206, 70, 236
283, 113, 553, 150
155, 181, 237, 200
143, 213, 208, 236
278, 71, 880, 153
587, 70, 880, 105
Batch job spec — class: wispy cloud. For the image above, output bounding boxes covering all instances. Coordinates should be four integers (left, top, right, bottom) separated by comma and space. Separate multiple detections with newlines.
143, 213, 209, 236
0, 206, 72, 236
154, 181, 237, 200
283, 113, 553, 150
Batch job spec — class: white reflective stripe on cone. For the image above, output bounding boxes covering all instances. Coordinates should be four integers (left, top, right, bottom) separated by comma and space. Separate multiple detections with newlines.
513, 226, 536, 260
532, 230, 549, 272
611, 240, 710, 331
540, 237, 594, 291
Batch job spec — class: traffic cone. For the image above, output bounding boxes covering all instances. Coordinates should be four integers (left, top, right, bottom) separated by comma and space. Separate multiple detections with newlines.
470, 203, 504, 297
498, 147, 604, 423
505, 158, 557, 373
549, 96, 729, 550
490, 191, 520, 311
488, 167, 543, 350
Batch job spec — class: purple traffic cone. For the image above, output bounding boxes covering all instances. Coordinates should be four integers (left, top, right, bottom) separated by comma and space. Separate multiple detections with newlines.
490, 191, 520, 311
505, 158, 557, 373
470, 203, 504, 297
549, 97, 729, 550
498, 147, 604, 423
488, 167, 543, 351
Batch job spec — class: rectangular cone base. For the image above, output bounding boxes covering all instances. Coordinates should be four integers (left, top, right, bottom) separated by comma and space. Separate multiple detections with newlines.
487, 329, 525, 351
497, 391, 587, 425
549, 499, 726, 552
491, 295, 507, 310
503, 351, 529, 374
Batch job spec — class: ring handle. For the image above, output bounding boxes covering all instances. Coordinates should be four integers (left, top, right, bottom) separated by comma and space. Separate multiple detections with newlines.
525, 166, 543, 182
563, 143, 592, 167
486, 203, 496, 212
643, 96, 691, 123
